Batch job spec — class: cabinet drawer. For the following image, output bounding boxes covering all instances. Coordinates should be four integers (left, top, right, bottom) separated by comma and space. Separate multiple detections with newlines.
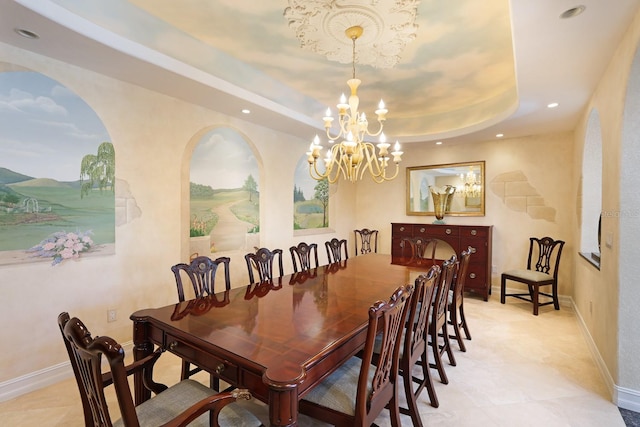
165, 334, 239, 384
392, 223, 412, 235
415, 225, 459, 238
458, 226, 490, 238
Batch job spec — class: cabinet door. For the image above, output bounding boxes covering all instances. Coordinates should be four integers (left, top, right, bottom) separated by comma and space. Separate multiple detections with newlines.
391, 223, 412, 258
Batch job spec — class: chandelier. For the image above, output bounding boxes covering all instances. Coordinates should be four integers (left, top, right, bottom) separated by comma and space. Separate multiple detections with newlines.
459, 167, 482, 198
307, 26, 403, 184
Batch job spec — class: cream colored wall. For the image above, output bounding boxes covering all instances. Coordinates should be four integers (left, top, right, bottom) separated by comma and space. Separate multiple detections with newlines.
0, 42, 357, 384
571, 6, 640, 396
356, 133, 575, 296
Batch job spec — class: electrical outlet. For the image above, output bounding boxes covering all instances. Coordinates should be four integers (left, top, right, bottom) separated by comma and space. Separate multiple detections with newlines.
491, 264, 497, 274
107, 309, 117, 323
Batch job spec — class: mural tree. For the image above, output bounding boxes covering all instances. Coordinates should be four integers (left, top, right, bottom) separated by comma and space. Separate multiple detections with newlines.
80, 142, 115, 198
243, 174, 258, 202
314, 178, 329, 227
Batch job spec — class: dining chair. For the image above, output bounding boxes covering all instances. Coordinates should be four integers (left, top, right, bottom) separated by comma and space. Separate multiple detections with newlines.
57, 312, 263, 427
401, 236, 438, 266
289, 242, 319, 272
354, 228, 378, 255
244, 247, 284, 283
171, 256, 231, 389
429, 256, 457, 385
399, 265, 441, 424
298, 284, 414, 427
448, 247, 474, 352
501, 236, 565, 315
325, 237, 348, 263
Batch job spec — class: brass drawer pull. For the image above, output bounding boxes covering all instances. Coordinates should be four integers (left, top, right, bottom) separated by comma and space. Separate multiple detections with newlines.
469, 273, 476, 279
169, 341, 178, 351
399, 227, 405, 232
471, 229, 477, 236
445, 228, 452, 235
419, 227, 425, 233
215, 363, 225, 375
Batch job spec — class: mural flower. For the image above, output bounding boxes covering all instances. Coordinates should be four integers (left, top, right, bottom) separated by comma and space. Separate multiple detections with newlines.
27, 230, 94, 266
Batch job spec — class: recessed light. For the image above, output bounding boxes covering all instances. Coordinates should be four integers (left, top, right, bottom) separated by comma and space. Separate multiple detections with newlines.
547, 102, 559, 108
15, 28, 40, 39
496, 133, 504, 138
435, 141, 443, 145
560, 5, 585, 19
241, 109, 250, 114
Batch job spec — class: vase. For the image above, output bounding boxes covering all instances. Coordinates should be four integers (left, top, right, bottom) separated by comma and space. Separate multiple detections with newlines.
430, 185, 456, 224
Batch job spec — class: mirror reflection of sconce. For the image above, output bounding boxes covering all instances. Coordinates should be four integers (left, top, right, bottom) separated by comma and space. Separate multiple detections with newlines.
406, 161, 485, 216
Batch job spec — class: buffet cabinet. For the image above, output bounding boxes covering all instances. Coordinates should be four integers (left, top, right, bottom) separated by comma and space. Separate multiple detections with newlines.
391, 223, 493, 301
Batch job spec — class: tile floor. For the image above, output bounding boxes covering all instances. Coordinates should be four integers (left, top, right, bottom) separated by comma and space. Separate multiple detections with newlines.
0, 294, 628, 426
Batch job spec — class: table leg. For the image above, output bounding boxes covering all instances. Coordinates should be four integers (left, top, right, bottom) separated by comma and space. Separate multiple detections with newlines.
132, 318, 153, 405
267, 385, 298, 426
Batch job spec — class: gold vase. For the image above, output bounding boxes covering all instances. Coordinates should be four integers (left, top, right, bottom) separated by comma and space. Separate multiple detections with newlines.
429, 185, 456, 224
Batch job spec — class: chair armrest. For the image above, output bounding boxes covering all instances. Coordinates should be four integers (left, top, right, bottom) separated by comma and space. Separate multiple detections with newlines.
102, 348, 167, 394
158, 389, 253, 427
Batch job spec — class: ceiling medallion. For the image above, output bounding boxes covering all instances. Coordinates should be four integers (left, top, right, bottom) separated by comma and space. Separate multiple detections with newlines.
284, 0, 420, 68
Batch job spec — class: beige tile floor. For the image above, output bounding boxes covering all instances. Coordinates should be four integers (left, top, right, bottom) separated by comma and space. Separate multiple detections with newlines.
0, 294, 626, 426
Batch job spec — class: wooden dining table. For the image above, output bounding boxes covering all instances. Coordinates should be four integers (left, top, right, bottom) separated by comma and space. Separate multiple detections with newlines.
130, 253, 426, 426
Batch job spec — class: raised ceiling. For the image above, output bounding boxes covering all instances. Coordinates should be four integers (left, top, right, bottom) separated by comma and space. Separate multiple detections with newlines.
1, 0, 639, 145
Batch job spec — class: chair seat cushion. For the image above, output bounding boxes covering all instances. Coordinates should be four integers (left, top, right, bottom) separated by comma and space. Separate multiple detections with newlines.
113, 379, 261, 427
301, 356, 374, 416
503, 269, 552, 283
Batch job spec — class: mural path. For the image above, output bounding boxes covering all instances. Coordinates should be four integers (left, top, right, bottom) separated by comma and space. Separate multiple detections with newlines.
209, 200, 256, 252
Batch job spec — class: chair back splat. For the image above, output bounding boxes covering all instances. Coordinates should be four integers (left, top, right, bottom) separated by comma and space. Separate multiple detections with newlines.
354, 228, 378, 255
57, 312, 261, 427
245, 247, 284, 283
299, 285, 414, 427
171, 256, 231, 302
449, 247, 474, 351
325, 238, 349, 263
400, 236, 438, 266
501, 236, 565, 315
289, 242, 319, 272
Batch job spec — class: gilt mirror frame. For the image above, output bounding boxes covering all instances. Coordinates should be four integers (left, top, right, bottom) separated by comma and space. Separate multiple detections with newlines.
406, 161, 485, 216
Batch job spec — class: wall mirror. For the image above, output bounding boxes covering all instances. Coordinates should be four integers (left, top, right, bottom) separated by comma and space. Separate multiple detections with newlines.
406, 161, 485, 216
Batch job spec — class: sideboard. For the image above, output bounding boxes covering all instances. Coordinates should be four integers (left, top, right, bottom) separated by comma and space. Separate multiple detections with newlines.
391, 223, 493, 301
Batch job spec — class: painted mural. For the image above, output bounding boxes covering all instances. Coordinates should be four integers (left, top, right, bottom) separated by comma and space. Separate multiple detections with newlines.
0, 69, 115, 266
189, 128, 259, 256
293, 154, 329, 230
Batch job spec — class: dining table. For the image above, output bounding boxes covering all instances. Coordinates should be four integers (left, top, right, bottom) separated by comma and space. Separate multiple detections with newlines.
130, 253, 427, 427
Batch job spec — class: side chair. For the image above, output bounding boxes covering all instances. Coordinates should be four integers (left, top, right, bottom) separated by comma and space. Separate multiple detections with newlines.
354, 228, 378, 255
399, 265, 441, 424
245, 247, 284, 283
299, 285, 414, 427
429, 256, 457, 385
325, 237, 348, 263
501, 236, 565, 315
57, 312, 263, 427
289, 241, 319, 272
448, 247, 474, 352
171, 256, 231, 389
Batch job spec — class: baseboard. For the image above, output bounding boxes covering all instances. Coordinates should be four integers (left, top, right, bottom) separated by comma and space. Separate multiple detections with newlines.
571, 298, 640, 412
0, 341, 134, 403
616, 385, 640, 412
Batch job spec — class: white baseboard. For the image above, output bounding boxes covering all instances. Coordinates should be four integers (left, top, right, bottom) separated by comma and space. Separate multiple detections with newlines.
571, 298, 640, 412
0, 362, 72, 403
615, 385, 640, 412
0, 341, 134, 403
